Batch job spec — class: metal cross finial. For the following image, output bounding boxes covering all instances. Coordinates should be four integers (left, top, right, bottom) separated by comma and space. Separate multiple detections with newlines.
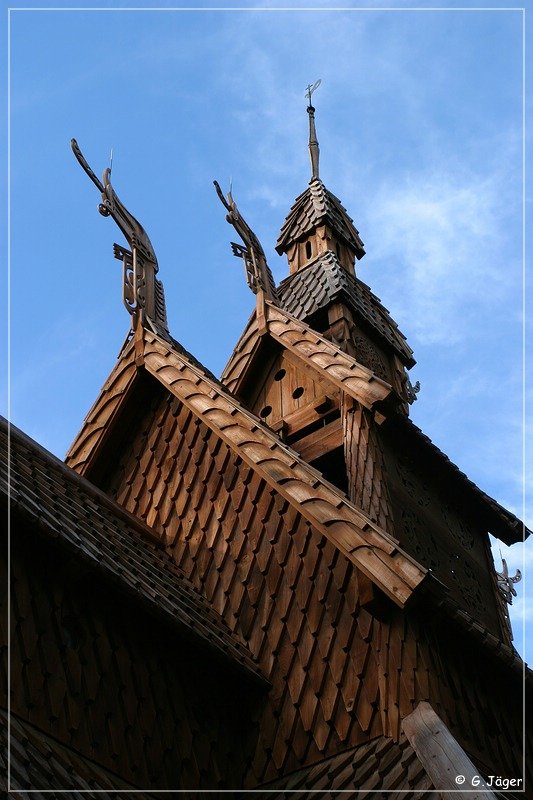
305, 79, 321, 108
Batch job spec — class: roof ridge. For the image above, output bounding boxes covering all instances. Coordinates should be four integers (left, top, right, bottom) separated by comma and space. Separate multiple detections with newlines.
389, 414, 530, 544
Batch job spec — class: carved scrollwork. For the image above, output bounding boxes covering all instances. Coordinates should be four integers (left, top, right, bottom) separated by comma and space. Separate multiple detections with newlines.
496, 558, 521, 605
352, 333, 389, 381
214, 180, 278, 302
71, 139, 168, 336
440, 503, 475, 550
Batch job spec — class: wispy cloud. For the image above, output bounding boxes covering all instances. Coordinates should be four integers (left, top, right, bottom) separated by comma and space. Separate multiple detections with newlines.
361, 161, 520, 345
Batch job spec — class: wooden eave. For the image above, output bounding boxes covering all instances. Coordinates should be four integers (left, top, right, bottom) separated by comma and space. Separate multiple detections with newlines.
64, 324, 425, 607
66, 336, 140, 476
141, 327, 426, 609
276, 253, 416, 368
384, 415, 531, 546
221, 299, 394, 414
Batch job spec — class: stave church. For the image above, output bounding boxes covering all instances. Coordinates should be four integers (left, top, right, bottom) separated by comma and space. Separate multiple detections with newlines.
2, 92, 531, 797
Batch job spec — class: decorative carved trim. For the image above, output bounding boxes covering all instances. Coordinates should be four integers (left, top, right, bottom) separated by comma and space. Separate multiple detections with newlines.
71, 139, 168, 337
214, 181, 278, 303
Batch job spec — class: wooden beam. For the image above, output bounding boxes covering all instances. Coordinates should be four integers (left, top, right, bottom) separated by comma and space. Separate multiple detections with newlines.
291, 418, 343, 463
402, 702, 502, 799
279, 394, 338, 437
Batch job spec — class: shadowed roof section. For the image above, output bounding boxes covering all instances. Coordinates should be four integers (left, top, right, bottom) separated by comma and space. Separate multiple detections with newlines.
66, 327, 428, 609
1, 709, 151, 796
2, 416, 266, 684
386, 414, 531, 546
277, 251, 415, 367
276, 178, 366, 259
260, 734, 434, 798
140, 328, 428, 608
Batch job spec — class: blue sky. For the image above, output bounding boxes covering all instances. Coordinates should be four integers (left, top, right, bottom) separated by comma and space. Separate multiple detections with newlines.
4, 2, 531, 661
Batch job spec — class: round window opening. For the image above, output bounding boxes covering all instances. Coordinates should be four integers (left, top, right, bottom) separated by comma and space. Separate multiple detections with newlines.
260, 406, 272, 418
292, 387, 304, 400
274, 369, 286, 382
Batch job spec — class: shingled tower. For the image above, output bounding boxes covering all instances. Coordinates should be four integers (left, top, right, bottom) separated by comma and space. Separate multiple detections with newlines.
4, 95, 531, 796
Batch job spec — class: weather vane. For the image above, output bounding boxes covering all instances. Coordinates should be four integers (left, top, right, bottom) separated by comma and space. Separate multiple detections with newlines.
305, 79, 321, 108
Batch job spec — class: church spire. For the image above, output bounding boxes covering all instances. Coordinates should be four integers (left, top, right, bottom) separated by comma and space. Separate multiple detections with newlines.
275, 83, 365, 273
305, 80, 321, 180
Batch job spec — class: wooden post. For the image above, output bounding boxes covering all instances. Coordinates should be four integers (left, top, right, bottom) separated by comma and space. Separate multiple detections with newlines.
402, 702, 501, 799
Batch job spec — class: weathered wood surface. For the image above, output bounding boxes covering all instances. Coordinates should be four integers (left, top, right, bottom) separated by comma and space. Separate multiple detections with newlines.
105, 392, 385, 781
247, 350, 334, 432
275, 251, 415, 367
264, 301, 392, 411
101, 371, 530, 787
281, 394, 337, 437
8, 530, 259, 790
292, 417, 343, 463
221, 310, 260, 395
265, 732, 435, 797
221, 300, 392, 413
380, 431, 506, 638
402, 702, 497, 799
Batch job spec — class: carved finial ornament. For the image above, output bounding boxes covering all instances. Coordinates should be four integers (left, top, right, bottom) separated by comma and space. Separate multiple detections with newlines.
71, 139, 168, 338
213, 180, 278, 303
405, 377, 421, 404
496, 557, 521, 605
496, 556, 522, 640
305, 79, 321, 181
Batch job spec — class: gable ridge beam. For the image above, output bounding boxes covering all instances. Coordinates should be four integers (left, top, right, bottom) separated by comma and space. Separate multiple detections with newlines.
142, 331, 427, 609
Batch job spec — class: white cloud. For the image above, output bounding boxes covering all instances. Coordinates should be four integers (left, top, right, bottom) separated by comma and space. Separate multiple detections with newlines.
363, 166, 518, 345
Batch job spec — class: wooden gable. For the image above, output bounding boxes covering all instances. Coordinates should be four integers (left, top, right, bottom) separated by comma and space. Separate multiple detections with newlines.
222, 300, 394, 416
61, 324, 531, 787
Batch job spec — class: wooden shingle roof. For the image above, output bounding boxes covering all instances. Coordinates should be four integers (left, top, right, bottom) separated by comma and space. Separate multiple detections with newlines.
277, 252, 415, 367
1, 709, 146, 797
386, 415, 531, 546
276, 178, 365, 259
2, 416, 265, 683
66, 329, 428, 609
262, 734, 433, 798
140, 328, 427, 608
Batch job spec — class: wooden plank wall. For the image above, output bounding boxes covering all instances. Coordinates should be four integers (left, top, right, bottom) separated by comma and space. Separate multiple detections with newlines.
247, 350, 333, 431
